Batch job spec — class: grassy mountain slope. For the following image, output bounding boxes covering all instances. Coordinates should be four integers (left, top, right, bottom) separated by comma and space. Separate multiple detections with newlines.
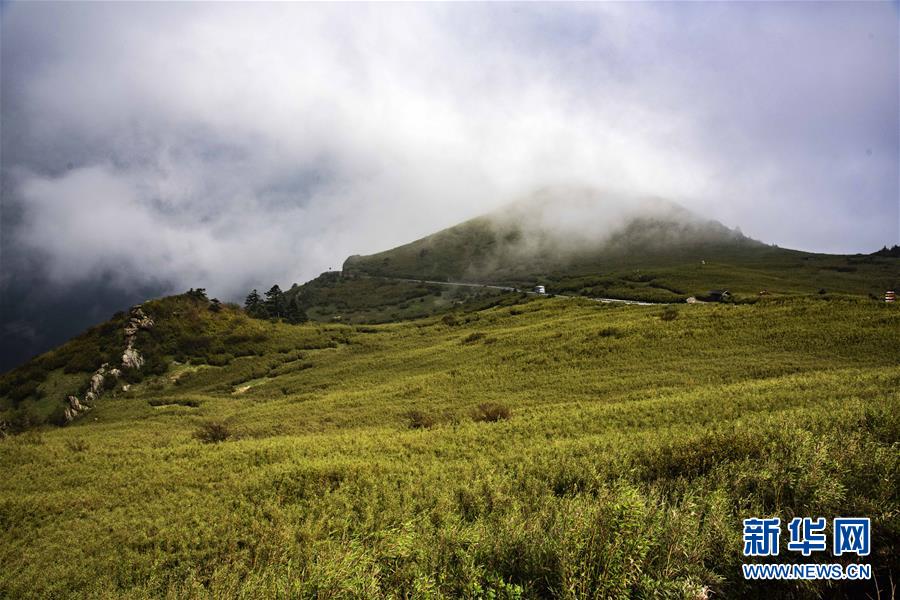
344, 190, 900, 301
1, 295, 898, 598
0, 292, 353, 430
285, 272, 508, 324
0, 289, 527, 430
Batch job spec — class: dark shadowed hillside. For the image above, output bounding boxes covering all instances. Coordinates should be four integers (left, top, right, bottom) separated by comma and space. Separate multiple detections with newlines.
283, 272, 509, 324
0, 291, 349, 431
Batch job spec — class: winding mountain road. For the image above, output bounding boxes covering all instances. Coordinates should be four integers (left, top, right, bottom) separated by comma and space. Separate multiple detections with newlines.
371, 276, 669, 306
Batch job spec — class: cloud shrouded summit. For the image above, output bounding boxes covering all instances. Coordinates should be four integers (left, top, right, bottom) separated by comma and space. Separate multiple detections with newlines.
0, 2, 897, 370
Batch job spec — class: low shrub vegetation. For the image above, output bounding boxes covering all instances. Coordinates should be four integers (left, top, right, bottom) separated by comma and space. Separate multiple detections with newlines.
462, 331, 487, 344
659, 306, 679, 321
0, 296, 898, 598
472, 402, 511, 422
64, 438, 89, 453
404, 409, 436, 429
193, 420, 231, 443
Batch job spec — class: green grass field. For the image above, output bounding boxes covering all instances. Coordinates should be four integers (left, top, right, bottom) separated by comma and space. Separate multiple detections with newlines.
2, 295, 898, 598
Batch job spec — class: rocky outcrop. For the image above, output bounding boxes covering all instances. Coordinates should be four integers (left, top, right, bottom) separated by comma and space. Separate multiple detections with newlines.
63, 361, 112, 422
90, 372, 105, 394
62, 304, 154, 424
122, 348, 144, 370
64, 394, 89, 422
121, 306, 154, 370
122, 304, 153, 369
124, 307, 153, 337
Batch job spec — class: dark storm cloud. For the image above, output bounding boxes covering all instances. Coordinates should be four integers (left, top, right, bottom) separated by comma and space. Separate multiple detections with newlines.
0, 2, 897, 369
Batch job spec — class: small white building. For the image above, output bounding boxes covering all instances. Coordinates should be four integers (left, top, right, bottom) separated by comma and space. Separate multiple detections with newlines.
534, 285, 546, 294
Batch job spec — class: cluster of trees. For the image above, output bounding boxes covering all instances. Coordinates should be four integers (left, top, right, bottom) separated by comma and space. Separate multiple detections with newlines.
187, 288, 223, 312
244, 285, 308, 324
873, 245, 900, 258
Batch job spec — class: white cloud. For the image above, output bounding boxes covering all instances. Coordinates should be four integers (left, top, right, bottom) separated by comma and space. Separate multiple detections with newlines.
3, 2, 897, 300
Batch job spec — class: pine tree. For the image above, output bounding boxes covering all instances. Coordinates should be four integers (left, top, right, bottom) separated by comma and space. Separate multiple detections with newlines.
244, 289, 264, 318
284, 297, 308, 324
187, 288, 208, 301
264, 285, 285, 319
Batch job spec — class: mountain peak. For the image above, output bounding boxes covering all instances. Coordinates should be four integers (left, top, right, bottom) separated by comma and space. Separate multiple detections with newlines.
344, 187, 754, 282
